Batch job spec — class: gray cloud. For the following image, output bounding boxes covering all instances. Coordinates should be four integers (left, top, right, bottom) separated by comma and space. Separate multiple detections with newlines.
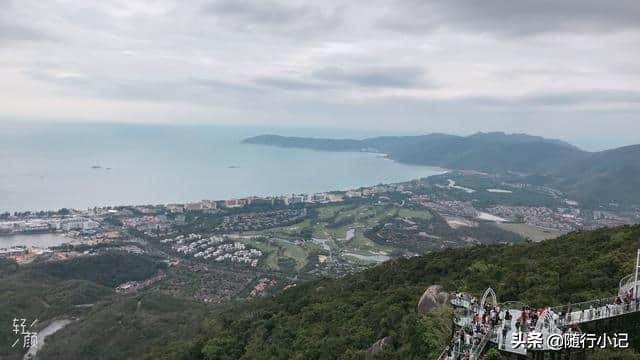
201, 0, 342, 33
0, 0, 52, 44
467, 90, 640, 108
254, 65, 434, 91
190, 78, 262, 95
204, 0, 306, 24
1, 0, 639, 149
0, 23, 51, 43
27, 70, 263, 104
312, 66, 433, 89
382, 0, 640, 36
31, 65, 639, 110
253, 76, 332, 91
273, 93, 640, 150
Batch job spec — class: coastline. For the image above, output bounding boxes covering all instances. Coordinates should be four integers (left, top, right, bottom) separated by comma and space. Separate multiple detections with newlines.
1, 156, 446, 214
2, 169, 447, 215
243, 140, 449, 170
1, 130, 446, 213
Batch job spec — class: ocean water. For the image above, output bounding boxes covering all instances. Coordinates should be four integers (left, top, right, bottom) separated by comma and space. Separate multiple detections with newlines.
0, 123, 444, 212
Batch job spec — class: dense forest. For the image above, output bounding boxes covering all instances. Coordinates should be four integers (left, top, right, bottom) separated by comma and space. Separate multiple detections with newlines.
4, 227, 640, 359
144, 224, 640, 359
0, 253, 178, 360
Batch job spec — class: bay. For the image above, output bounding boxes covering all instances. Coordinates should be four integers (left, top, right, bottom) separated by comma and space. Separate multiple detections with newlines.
0, 123, 444, 212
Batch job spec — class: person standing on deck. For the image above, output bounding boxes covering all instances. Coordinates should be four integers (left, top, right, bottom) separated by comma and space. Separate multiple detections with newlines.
501, 325, 508, 349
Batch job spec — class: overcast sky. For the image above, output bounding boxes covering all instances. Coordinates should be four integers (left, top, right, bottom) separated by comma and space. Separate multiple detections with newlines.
1, 0, 639, 149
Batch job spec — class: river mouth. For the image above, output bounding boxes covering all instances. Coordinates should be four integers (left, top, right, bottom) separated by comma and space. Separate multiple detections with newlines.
23, 319, 73, 360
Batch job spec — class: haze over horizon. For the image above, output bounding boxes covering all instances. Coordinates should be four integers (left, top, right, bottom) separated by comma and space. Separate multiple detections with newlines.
2, 1, 639, 150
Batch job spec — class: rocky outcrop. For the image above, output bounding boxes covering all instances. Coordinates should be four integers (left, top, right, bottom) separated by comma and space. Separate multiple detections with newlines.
366, 336, 391, 359
417, 285, 449, 314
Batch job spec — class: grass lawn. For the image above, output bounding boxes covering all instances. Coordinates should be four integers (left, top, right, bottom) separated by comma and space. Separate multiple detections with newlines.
282, 243, 309, 270
235, 204, 409, 269
397, 208, 432, 220
346, 232, 389, 254
317, 205, 350, 221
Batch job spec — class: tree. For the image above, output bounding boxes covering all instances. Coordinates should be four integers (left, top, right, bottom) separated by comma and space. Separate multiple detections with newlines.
483, 348, 504, 360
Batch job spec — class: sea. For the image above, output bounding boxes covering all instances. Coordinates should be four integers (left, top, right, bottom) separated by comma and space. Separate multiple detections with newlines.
0, 123, 444, 213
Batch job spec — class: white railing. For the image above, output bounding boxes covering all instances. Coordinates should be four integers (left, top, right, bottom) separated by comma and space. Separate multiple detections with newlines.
619, 273, 638, 297
451, 298, 470, 308
469, 328, 495, 360
438, 250, 640, 359
440, 294, 640, 359
551, 296, 640, 326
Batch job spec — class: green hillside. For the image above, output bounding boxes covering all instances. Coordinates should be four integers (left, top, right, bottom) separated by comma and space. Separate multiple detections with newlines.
148, 224, 640, 359
0, 253, 185, 360
244, 133, 640, 206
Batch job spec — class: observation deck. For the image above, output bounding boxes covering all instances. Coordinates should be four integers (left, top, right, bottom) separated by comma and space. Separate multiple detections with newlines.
437, 249, 640, 360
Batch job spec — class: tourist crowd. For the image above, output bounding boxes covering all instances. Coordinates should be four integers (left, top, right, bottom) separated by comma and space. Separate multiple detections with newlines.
441, 290, 640, 359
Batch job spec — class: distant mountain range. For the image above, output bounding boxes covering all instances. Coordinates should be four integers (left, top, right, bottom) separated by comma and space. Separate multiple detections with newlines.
244, 132, 640, 206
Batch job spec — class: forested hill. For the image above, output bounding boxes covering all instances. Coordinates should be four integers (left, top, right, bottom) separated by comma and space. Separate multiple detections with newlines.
149, 224, 640, 360
244, 132, 640, 206
243, 132, 582, 170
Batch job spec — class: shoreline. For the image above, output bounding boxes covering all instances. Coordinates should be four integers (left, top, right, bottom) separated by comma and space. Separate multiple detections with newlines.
2, 169, 448, 214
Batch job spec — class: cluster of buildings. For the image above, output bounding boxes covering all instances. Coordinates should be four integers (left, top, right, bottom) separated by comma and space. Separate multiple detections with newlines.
0, 217, 100, 235
211, 247, 262, 267
115, 273, 166, 293
249, 278, 277, 297
591, 211, 632, 226
282, 193, 344, 204
122, 214, 172, 234
214, 208, 307, 232
278, 185, 401, 205
166, 200, 218, 213
486, 205, 583, 231
0, 245, 29, 257
165, 197, 282, 212
162, 234, 262, 267
0, 246, 53, 264
502, 182, 565, 199
159, 185, 400, 213
421, 200, 478, 218
307, 256, 368, 278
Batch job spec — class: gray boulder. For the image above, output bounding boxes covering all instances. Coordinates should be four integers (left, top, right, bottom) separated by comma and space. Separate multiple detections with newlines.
417, 285, 450, 313
366, 336, 391, 359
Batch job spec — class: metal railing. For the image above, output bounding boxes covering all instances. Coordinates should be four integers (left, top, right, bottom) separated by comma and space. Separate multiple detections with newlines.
451, 298, 471, 308
437, 331, 472, 360
440, 295, 640, 359
438, 250, 640, 359
469, 327, 495, 360
453, 310, 473, 327
500, 301, 527, 310
619, 273, 638, 297
551, 296, 640, 327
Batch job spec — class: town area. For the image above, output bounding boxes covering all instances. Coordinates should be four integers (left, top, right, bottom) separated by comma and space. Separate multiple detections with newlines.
1, 171, 639, 303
